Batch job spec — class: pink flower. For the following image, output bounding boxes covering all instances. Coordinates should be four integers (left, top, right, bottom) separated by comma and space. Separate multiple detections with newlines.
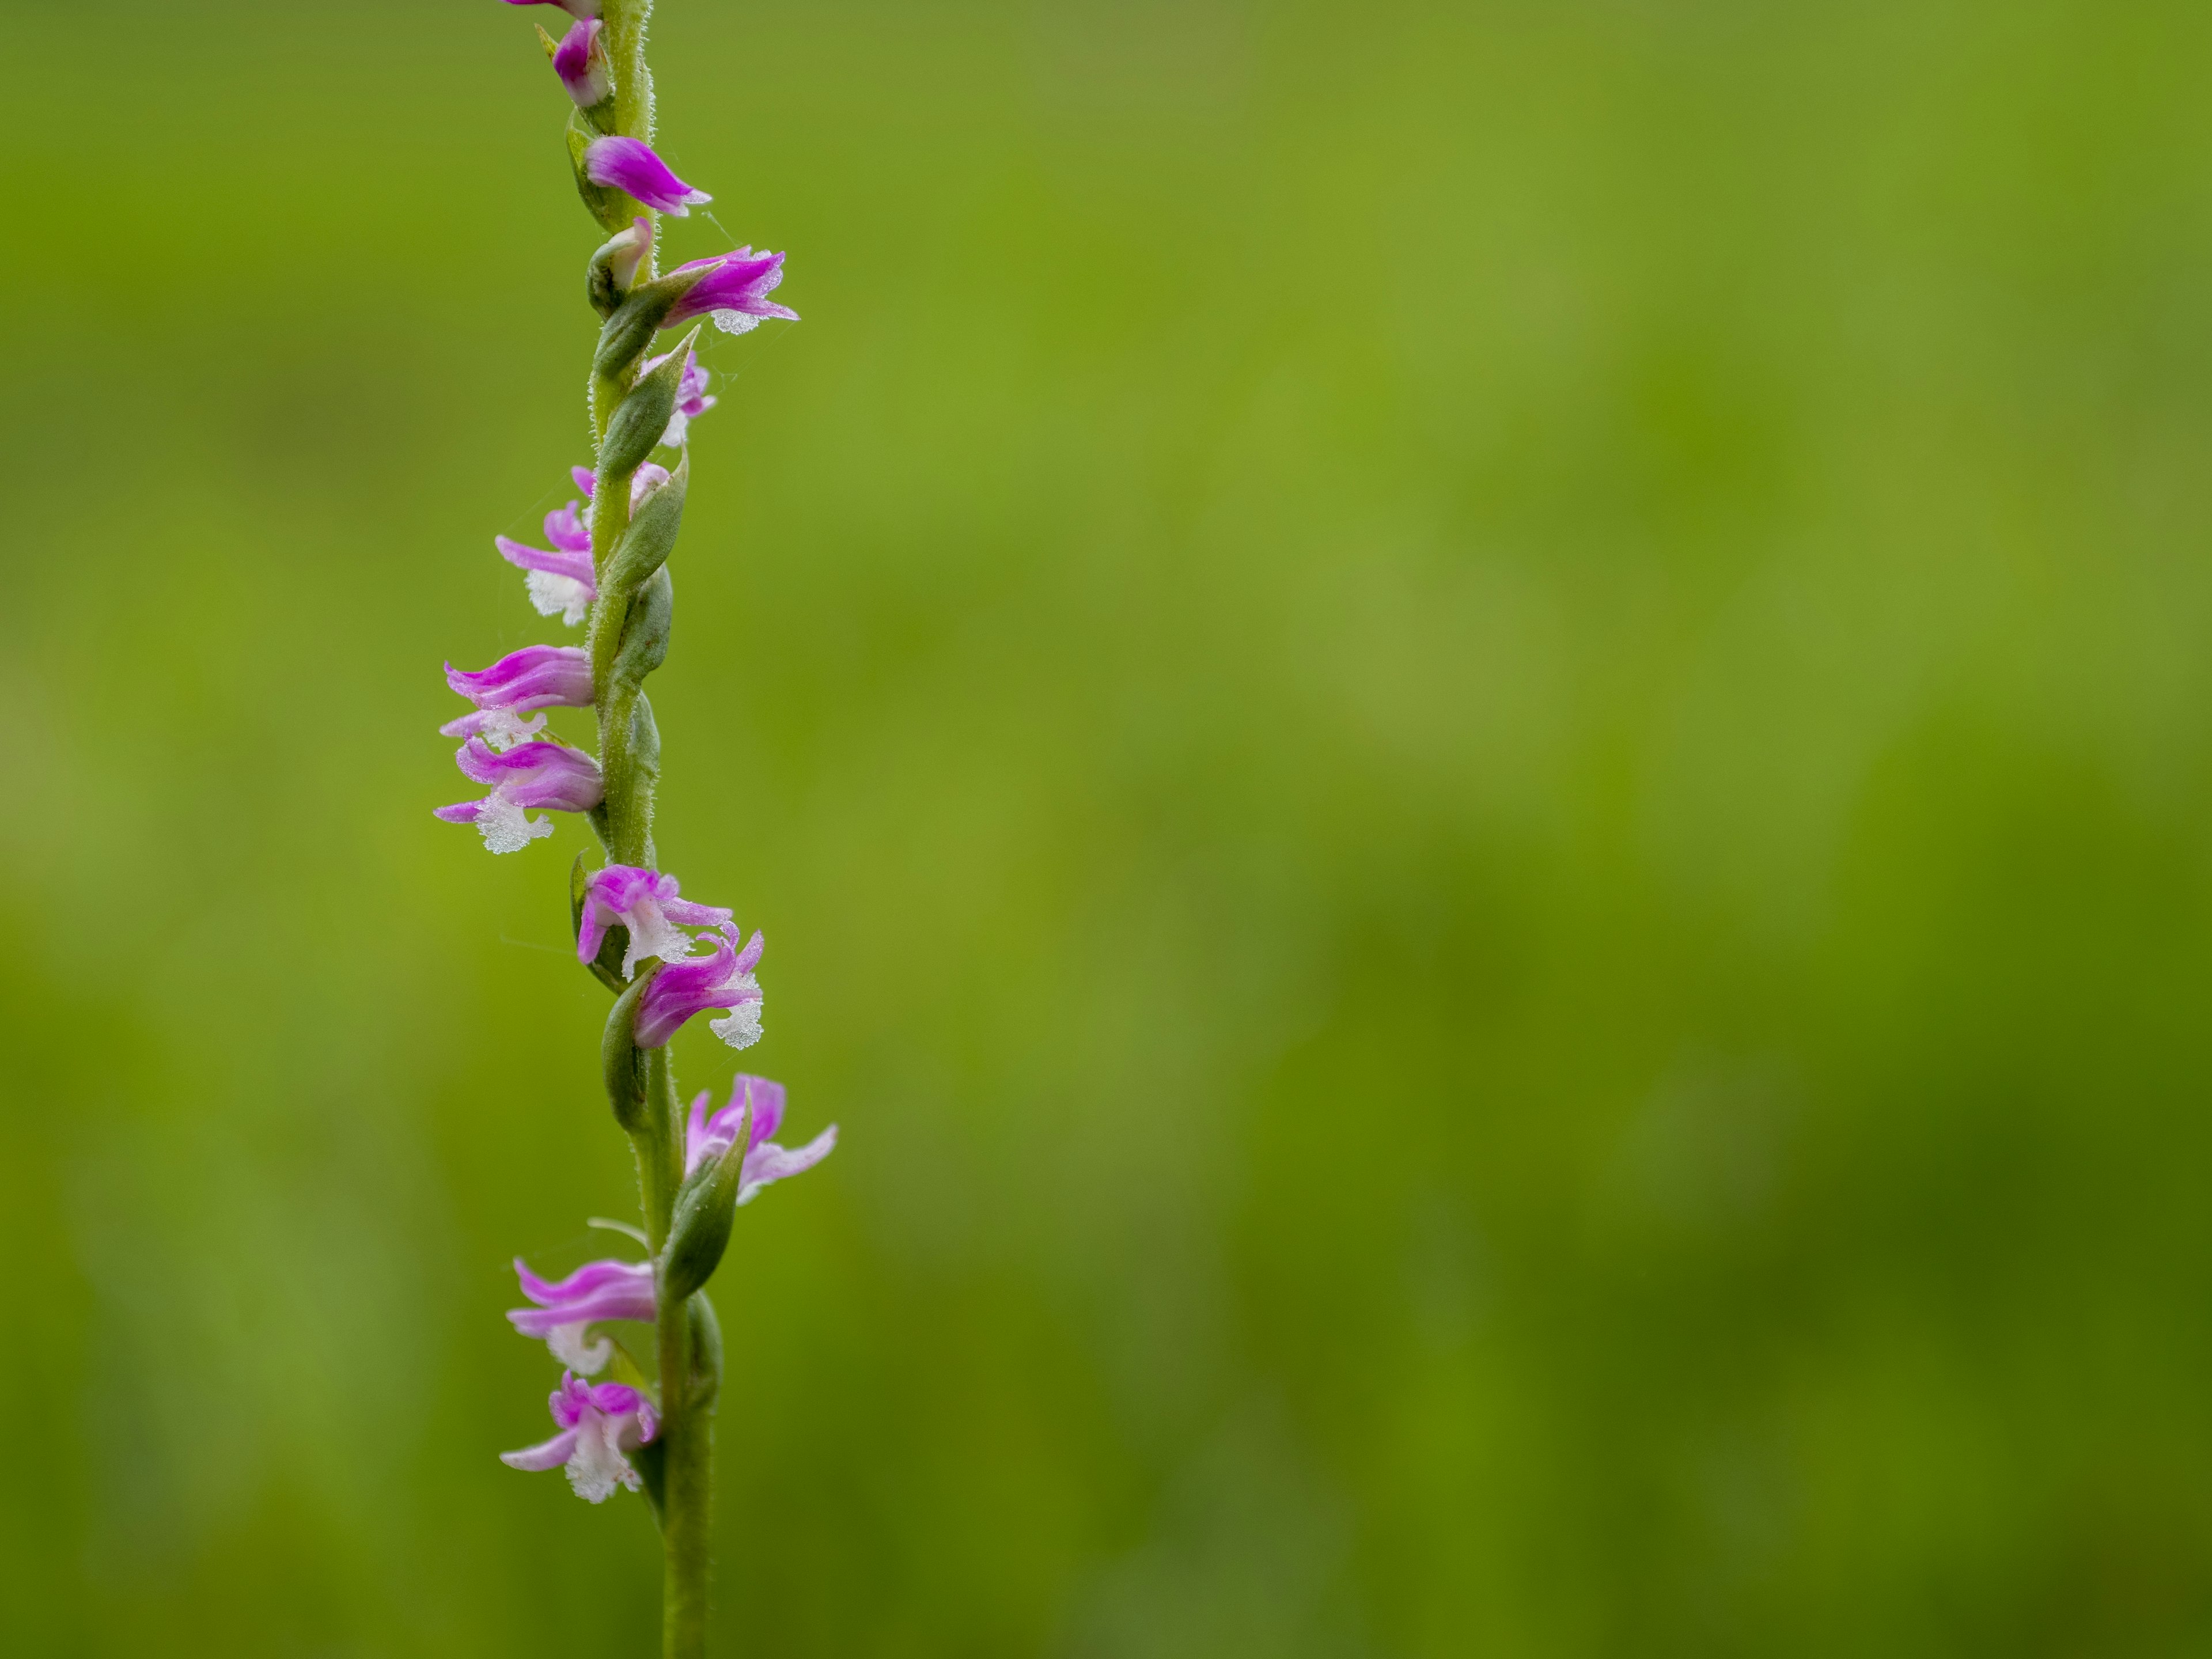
666, 248, 798, 335
687, 1075, 838, 1205
640, 346, 716, 446
496, 493, 598, 627
434, 738, 604, 853
440, 645, 594, 750
501, 1372, 658, 1504
582, 137, 711, 217
578, 864, 736, 979
634, 926, 765, 1050
507, 1256, 657, 1373
552, 18, 609, 106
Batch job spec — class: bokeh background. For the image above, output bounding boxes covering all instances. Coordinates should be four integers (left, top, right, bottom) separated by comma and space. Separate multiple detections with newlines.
8, 0, 2212, 1652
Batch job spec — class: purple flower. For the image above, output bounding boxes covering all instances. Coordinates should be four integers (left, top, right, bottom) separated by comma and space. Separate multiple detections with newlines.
552, 18, 609, 106
501, 1372, 658, 1504
496, 497, 597, 626
633, 926, 765, 1050
578, 864, 735, 979
582, 137, 711, 217
434, 738, 604, 854
440, 645, 594, 751
641, 345, 716, 446
687, 1075, 839, 1205
504, 0, 599, 14
666, 248, 798, 336
507, 1255, 656, 1373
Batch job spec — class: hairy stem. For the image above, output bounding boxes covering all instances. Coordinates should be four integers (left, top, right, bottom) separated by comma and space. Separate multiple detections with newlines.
590, 5, 710, 1654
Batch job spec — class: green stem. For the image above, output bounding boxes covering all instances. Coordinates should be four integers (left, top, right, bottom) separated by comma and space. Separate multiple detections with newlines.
589, 6, 710, 1654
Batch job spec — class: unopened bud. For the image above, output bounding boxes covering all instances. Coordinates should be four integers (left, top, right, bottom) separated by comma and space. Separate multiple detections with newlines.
588, 216, 654, 317
553, 18, 613, 110
661, 1093, 748, 1302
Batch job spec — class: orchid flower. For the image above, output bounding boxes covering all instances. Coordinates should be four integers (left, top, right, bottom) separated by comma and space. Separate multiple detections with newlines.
507, 1255, 657, 1373
440, 645, 594, 750
578, 864, 736, 979
497, 495, 598, 627
434, 737, 604, 853
501, 1372, 658, 1504
552, 18, 609, 107
583, 136, 711, 216
634, 925, 765, 1050
461, 5, 834, 1628
641, 346, 717, 447
687, 1075, 839, 1205
666, 248, 799, 335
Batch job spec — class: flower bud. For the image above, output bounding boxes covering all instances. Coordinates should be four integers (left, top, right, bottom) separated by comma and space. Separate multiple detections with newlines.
661, 1096, 748, 1303
599, 328, 698, 478
552, 18, 612, 108
588, 216, 654, 317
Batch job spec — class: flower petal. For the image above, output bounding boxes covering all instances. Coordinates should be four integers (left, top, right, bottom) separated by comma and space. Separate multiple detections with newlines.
500, 1427, 581, 1472
582, 136, 712, 217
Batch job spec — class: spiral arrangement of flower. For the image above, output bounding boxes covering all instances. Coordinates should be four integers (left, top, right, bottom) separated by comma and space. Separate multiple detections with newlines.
437, 5, 831, 1651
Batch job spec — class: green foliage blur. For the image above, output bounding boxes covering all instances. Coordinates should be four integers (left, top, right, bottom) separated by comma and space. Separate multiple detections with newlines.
8, 1, 2212, 1652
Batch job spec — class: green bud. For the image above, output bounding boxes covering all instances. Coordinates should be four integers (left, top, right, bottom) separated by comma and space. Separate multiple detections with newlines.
605, 451, 688, 605
593, 272, 704, 384
601, 963, 658, 1132
612, 565, 675, 690
628, 690, 663, 804
661, 1096, 748, 1302
598, 326, 698, 479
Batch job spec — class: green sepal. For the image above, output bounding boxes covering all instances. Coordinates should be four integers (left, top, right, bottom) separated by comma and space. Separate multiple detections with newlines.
612, 565, 675, 691
570, 852, 626, 994
688, 1293, 724, 1416
566, 109, 634, 233
628, 690, 664, 808
601, 963, 658, 1132
598, 327, 698, 479
593, 271, 706, 384
606, 450, 688, 606
660, 1094, 748, 1303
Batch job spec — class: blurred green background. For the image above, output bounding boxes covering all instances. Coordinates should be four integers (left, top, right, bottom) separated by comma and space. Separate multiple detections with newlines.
7, 0, 2212, 1652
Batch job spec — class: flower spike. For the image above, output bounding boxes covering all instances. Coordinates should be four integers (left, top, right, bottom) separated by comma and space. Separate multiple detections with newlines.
435, 737, 604, 853
582, 137, 712, 216
501, 1372, 658, 1504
